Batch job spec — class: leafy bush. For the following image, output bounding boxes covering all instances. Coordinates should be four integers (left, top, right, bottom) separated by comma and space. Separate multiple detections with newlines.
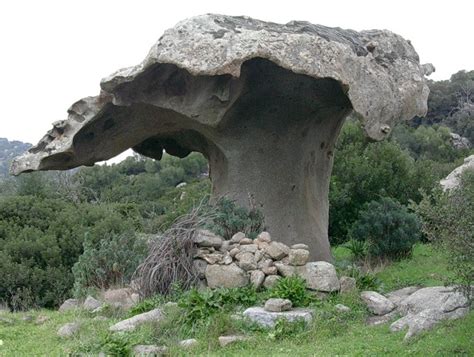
207, 198, 265, 239
344, 240, 368, 260
178, 287, 258, 325
414, 170, 474, 301
269, 276, 313, 307
72, 232, 147, 297
350, 197, 421, 260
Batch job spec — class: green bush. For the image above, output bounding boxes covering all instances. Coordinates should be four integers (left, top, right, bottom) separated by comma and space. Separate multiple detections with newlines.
207, 198, 265, 239
414, 170, 474, 301
72, 232, 147, 297
350, 197, 421, 260
269, 276, 313, 307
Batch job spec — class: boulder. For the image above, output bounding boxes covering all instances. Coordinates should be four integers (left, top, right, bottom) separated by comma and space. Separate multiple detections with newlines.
339, 276, 357, 293
205, 264, 249, 288
57, 322, 80, 338
300, 262, 340, 292
218, 335, 248, 347
59, 298, 80, 312
109, 308, 164, 332
440, 155, 474, 190
274, 262, 296, 277
265, 242, 290, 260
229, 247, 240, 257
250, 270, 265, 289
230, 232, 246, 244
263, 275, 281, 289
264, 298, 292, 312
288, 249, 310, 266
132, 345, 168, 356
83, 296, 102, 311
193, 229, 223, 248
243, 307, 312, 327
262, 266, 278, 276
237, 252, 257, 271
102, 288, 139, 309
361, 291, 395, 315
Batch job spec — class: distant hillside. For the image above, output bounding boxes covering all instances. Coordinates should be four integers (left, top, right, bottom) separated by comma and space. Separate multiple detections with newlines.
0, 138, 31, 177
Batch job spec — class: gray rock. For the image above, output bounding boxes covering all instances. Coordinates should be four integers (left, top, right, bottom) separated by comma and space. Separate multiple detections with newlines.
339, 276, 357, 294
35, 315, 49, 325
202, 253, 224, 265
291, 243, 309, 250
440, 155, 474, 191
250, 270, 265, 289
205, 263, 249, 288
59, 298, 80, 312
335, 304, 351, 313
222, 253, 233, 265
258, 258, 274, 270
218, 335, 248, 347
397, 286, 469, 315
179, 338, 198, 348
57, 322, 80, 338
243, 307, 312, 327
262, 265, 278, 276
274, 262, 296, 277
386, 286, 420, 306
300, 262, 340, 292
263, 275, 281, 289
239, 244, 258, 253
230, 232, 246, 244
264, 298, 292, 312
193, 229, 223, 248
288, 249, 310, 266
239, 238, 254, 245
390, 307, 469, 341
12, 14, 430, 263
237, 252, 257, 271
265, 242, 290, 260
21, 315, 33, 322
102, 288, 139, 309
256, 232, 272, 243
83, 296, 102, 311
361, 291, 395, 315
219, 240, 231, 253
193, 259, 208, 279
109, 308, 164, 332
254, 249, 264, 262
133, 344, 168, 356
229, 247, 240, 258
450, 132, 471, 150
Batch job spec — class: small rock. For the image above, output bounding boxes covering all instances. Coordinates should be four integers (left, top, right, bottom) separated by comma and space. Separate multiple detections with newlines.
133, 344, 168, 356
264, 298, 292, 312
219, 240, 230, 252
222, 253, 233, 265
102, 288, 139, 309
300, 262, 340, 292
57, 322, 80, 338
262, 265, 278, 275
274, 262, 296, 277
35, 315, 49, 325
291, 243, 309, 250
361, 291, 395, 315
239, 238, 254, 245
288, 249, 309, 266
265, 242, 290, 260
335, 304, 351, 313
256, 232, 271, 243
263, 275, 280, 289
21, 315, 33, 322
194, 229, 223, 248
339, 276, 357, 293
218, 335, 248, 347
202, 253, 224, 265
206, 263, 249, 288
109, 308, 164, 332
83, 296, 102, 311
243, 307, 312, 327
254, 249, 264, 262
237, 252, 257, 271
229, 247, 240, 257
179, 338, 198, 348
230, 232, 246, 244
59, 298, 80, 312
256, 240, 269, 250
240, 244, 258, 253
193, 259, 208, 279
164, 301, 178, 308
250, 270, 265, 289
258, 258, 273, 270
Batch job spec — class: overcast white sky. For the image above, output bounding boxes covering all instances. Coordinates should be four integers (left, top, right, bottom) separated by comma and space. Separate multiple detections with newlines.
1, 0, 473, 145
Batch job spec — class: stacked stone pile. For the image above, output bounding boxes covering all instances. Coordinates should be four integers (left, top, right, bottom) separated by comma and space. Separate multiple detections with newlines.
193, 229, 348, 292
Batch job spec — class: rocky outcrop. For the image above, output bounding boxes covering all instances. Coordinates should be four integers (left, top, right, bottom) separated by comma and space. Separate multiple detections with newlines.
450, 133, 471, 150
440, 155, 474, 190
11, 14, 431, 261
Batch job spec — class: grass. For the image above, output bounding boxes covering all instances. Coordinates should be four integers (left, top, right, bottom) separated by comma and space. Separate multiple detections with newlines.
0, 243, 472, 356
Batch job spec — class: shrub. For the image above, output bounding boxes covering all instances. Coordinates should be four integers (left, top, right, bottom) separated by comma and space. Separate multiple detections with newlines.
269, 276, 313, 307
72, 232, 147, 297
207, 198, 265, 239
414, 170, 474, 301
350, 197, 421, 260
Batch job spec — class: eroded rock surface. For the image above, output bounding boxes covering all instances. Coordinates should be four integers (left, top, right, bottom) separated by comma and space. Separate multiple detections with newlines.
11, 15, 432, 261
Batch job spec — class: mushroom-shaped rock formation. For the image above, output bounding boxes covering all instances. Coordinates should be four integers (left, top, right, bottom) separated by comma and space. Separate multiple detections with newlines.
11, 14, 433, 261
